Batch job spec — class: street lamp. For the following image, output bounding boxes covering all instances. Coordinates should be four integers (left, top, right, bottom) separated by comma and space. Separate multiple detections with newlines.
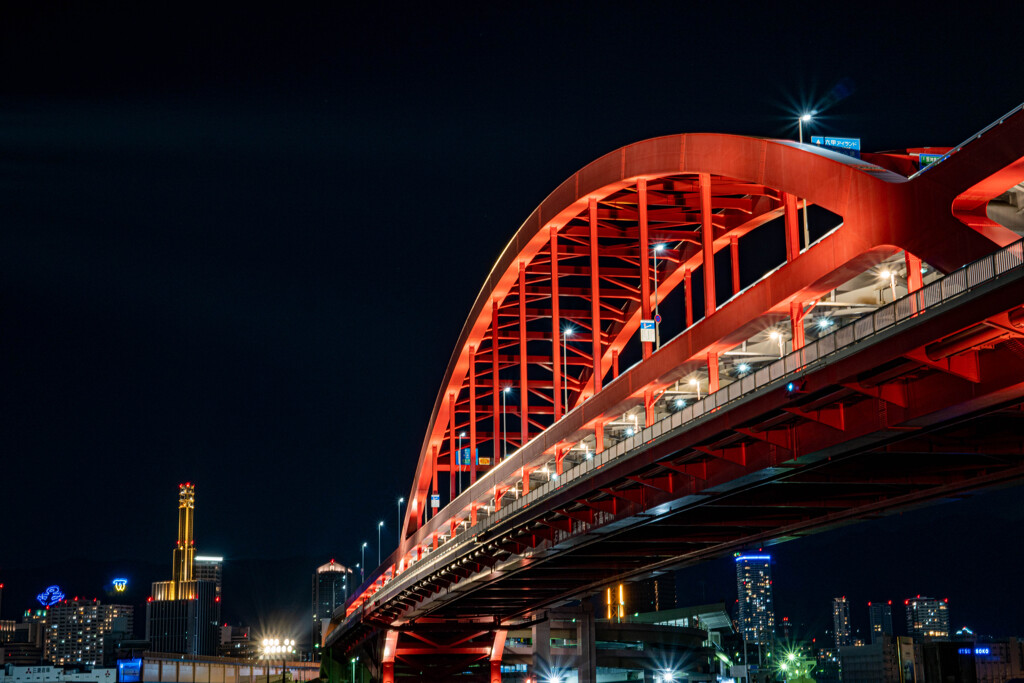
689, 377, 701, 400
562, 325, 574, 414
879, 268, 897, 303
769, 329, 785, 357
501, 386, 511, 459
261, 637, 295, 683
396, 497, 404, 542
653, 243, 665, 347
377, 521, 384, 566
360, 543, 367, 582
350, 657, 357, 683
457, 431, 466, 495
797, 112, 814, 249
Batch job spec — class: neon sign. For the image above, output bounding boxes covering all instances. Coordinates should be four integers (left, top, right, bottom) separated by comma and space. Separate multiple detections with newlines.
37, 585, 65, 606
113, 578, 128, 592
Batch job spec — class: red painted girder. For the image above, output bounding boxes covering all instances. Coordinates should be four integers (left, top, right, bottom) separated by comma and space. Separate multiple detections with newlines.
405, 124, 1022, 540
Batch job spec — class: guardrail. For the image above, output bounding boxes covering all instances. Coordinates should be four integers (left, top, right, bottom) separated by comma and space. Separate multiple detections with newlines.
336, 238, 1024, 636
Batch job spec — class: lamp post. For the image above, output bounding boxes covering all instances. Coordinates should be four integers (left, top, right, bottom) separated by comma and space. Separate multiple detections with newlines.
769, 329, 785, 357
377, 521, 383, 566
798, 113, 813, 249
501, 387, 511, 459
396, 497, 404, 542
879, 268, 897, 303
562, 326, 573, 414
261, 638, 295, 683
653, 244, 664, 348
350, 657, 357, 683
689, 377, 701, 401
359, 543, 367, 582
457, 431, 466, 495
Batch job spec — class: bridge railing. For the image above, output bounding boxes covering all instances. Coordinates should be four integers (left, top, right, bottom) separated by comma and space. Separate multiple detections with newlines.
337, 238, 1023, 635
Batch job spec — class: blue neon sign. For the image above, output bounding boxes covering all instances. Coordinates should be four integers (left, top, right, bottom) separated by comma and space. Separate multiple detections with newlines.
36, 585, 65, 606
113, 578, 128, 592
959, 647, 991, 656
735, 555, 771, 562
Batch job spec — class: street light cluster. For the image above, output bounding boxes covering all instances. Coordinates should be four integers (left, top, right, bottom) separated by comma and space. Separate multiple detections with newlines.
261, 638, 295, 655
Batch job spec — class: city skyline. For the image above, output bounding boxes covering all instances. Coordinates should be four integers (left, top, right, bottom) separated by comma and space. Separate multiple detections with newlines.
3, 2, 1024, 654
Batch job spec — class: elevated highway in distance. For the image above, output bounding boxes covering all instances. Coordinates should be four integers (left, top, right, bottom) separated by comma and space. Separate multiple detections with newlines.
324, 104, 1024, 683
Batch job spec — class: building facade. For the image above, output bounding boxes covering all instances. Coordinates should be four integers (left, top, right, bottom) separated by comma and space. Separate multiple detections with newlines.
734, 554, 774, 647
905, 596, 950, 639
193, 557, 223, 599
868, 601, 893, 643
44, 600, 133, 666
145, 483, 219, 656
312, 560, 350, 647
832, 597, 851, 648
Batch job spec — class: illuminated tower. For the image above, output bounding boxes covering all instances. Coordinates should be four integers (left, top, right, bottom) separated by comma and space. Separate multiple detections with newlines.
833, 596, 851, 647
868, 601, 893, 643
735, 554, 775, 647
312, 560, 350, 647
147, 483, 218, 655
172, 483, 195, 588
905, 596, 949, 639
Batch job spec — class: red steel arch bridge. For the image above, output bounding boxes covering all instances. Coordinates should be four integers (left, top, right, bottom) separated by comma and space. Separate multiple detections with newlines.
324, 105, 1024, 683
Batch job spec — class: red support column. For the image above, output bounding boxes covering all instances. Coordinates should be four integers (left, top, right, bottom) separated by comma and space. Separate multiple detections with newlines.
550, 227, 562, 418
612, 349, 619, 378
382, 631, 398, 683
489, 630, 507, 683
548, 227, 565, 417
522, 467, 530, 495
469, 346, 478, 484
471, 503, 478, 526
905, 251, 924, 292
783, 192, 800, 263
594, 420, 604, 452
589, 197, 603, 394
730, 234, 740, 295
432, 533, 437, 551
708, 352, 720, 394
790, 301, 806, 350
644, 389, 654, 427
430, 445, 438, 523
556, 446, 567, 475
638, 178, 652, 360
684, 269, 693, 327
492, 299, 500, 463
518, 261, 529, 448
699, 173, 717, 317
448, 393, 456, 503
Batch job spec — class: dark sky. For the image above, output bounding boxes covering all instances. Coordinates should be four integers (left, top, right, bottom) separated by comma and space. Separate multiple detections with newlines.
2, 3, 1023, 642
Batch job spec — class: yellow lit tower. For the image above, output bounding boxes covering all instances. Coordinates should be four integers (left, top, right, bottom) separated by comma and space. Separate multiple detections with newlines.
172, 483, 196, 589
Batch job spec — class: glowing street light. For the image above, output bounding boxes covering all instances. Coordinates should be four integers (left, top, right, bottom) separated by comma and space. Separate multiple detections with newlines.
797, 112, 815, 249
396, 497, 404, 542
457, 431, 466, 495
653, 243, 665, 348
350, 657, 357, 683
769, 329, 785, 357
736, 362, 751, 375
674, 397, 685, 409
377, 521, 384, 566
689, 377, 701, 400
562, 326, 574, 414
816, 316, 834, 331
879, 268, 897, 303
502, 386, 512, 459
261, 637, 295, 683
360, 542, 367, 582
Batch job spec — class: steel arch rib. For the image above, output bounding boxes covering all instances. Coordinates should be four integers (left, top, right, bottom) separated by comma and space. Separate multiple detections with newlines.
401, 128, 1020, 543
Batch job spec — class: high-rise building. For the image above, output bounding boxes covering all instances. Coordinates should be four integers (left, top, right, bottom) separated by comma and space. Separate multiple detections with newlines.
146, 483, 219, 656
868, 601, 893, 643
735, 554, 775, 647
312, 560, 351, 647
45, 599, 133, 666
194, 556, 223, 599
833, 597, 852, 648
905, 596, 949, 639
627, 575, 677, 614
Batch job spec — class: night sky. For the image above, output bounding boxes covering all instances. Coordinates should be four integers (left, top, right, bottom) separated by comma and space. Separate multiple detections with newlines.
2, 3, 1023, 644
